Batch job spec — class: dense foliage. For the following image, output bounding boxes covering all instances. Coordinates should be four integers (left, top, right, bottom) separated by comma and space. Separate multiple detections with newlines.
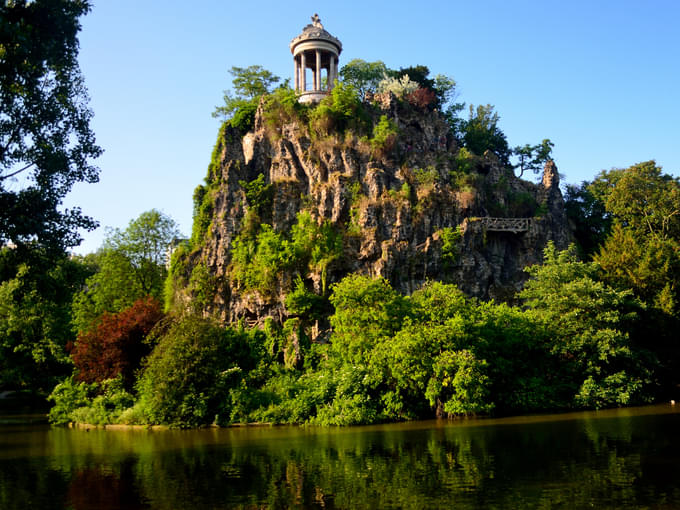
133, 317, 262, 427
0, 249, 93, 393
0, 0, 101, 255
48, 225, 671, 425
0, 0, 100, 399
50, 239, 660, 427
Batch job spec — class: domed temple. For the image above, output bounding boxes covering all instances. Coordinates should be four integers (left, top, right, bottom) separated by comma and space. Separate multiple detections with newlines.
290, 14, 342, 103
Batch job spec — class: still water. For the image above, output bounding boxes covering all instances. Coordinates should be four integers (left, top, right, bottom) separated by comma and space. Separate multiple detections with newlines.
1, 405, 680, 509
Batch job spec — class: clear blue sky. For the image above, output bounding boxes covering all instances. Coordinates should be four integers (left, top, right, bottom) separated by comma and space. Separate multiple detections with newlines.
65, 0, 680, 254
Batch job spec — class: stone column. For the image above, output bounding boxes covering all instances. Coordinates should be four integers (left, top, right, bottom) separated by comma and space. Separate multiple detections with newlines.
300, 52, 306, 91
294, 56, 299, 91
330, 56, 336, 89
315, 50, 321, 91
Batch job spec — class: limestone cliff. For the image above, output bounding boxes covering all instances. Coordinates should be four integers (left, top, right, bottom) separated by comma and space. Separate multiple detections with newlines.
170, 91, 571, 327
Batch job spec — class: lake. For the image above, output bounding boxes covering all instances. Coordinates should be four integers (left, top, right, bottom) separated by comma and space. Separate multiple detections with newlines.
1, 404, 679, 509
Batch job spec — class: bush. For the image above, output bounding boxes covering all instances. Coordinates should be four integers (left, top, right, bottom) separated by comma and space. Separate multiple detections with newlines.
376, 74, 419, 98
48, 375, 134, 426
48, 376, 93, 425
135, 317, 259, 427
439, 226, 463, 269
370, 115, 399, 158
229, 100, 258, 132
262, 87, 309, 136
309, 81, 367, 136
191, 183, 216, 245
70, 377, 135, 425
407, 87, 436, 109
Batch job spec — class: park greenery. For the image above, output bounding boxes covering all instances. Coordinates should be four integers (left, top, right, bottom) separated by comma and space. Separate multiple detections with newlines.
0, 9, 678, 428
44, 127, 679, 429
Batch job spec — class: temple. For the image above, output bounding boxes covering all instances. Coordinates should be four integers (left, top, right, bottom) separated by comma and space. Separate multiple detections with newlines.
290, 14, 342, 103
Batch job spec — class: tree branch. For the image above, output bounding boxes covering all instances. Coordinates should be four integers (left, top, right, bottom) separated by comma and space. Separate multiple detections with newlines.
0, 162, 35, 181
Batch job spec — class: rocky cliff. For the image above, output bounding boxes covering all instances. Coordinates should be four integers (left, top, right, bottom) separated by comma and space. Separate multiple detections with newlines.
169, 91, 571, 328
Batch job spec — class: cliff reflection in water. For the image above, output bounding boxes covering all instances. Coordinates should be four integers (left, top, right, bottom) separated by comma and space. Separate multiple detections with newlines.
1, 404, 679, 509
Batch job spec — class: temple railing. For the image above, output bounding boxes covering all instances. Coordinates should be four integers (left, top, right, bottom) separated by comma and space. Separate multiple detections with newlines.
479, 217, 531, 233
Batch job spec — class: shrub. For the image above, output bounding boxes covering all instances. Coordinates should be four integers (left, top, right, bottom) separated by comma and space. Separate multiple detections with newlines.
69, 376, 135, 425
439, 226, 463, 268
229, 100, 258, 133
239, 173, 273, 216
262, 87, 308, 136
370, 115, 399, 158
309, 81, 367, 136
188, 262, 217, 313
70, 297, 164, 387
413, 166, 439, 188
135, 317, 259, 427
230, 224, 287, 295
191, 183, 216, 245
407, 87, 436, 109
47, 375, 134, 426
507, 190, 537, 217
48, 376, 93, 425
376, 74, 419, 98
453, 147, 476, 175
285, 276, 329, 320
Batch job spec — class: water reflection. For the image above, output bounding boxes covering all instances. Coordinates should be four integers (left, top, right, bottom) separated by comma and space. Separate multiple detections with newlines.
1, 405, 679, 509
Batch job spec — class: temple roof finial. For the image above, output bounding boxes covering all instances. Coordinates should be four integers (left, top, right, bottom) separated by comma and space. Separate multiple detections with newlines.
311, 13, 323, 29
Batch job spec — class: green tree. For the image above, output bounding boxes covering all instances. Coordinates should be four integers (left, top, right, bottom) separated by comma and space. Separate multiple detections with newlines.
72, 209, 180, 333
0, 0, 101, 254
587, 162, 680, 390
512, 139, 554, 177
520, 242, 652, 408
212, 65, 281, 130
328, 275, 408, 365
590, 161, 680, 242
459, 104, 511, 165
563, 181, 612, 258
390, 65, 435, 90
339, 59, 388, 99
0, 250, 94, 394
425, 349, 494, 415
590, 161, 680, 315
433, 74, 457, 109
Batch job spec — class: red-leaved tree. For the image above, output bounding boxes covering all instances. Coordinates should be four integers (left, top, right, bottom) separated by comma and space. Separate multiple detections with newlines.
70, 296, 164, 386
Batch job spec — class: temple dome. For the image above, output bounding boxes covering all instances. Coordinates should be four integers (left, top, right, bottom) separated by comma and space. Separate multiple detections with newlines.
289, 15, 342, 56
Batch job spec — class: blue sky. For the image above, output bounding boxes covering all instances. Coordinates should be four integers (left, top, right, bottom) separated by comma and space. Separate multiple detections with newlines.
66, 0, 680, 254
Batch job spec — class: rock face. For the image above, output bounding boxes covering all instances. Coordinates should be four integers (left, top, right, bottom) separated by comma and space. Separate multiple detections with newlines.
175, 93, 571, 325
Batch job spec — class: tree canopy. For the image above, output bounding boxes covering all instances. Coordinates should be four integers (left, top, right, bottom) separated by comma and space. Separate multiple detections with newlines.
590, 161, 680, 317
212, 65, 281, 130
458, 104, 512, 165
0, 249, 94, 393
339, 59, 389, 100
0, 0, 101, 254
72, 209, 180, 334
